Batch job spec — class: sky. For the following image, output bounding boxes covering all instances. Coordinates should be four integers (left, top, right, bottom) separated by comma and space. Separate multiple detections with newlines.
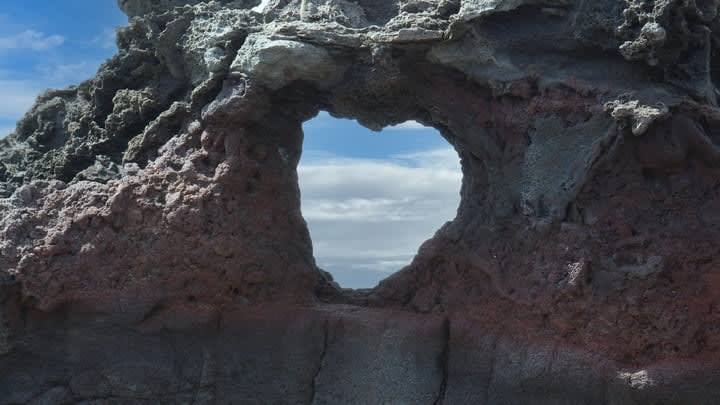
300, 114, 461, 288
0, 1, 462, 289
0, 1, 126, 136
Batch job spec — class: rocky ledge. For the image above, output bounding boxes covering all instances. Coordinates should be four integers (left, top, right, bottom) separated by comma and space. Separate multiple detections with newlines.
1, 0, 720, 403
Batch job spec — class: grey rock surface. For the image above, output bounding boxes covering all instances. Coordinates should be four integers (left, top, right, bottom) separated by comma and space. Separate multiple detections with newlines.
2, 307, 720, 404
0, 0, 719, 404
1, 0, 717, 201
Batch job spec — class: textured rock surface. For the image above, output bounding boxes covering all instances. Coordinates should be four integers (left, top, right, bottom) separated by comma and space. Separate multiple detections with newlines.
1, 0, 720, 403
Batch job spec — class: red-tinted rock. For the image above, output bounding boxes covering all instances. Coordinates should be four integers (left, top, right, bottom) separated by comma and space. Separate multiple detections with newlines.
1, 0, 720, 403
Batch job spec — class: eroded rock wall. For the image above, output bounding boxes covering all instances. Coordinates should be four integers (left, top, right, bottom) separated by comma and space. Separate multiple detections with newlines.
1, 0, 720, 403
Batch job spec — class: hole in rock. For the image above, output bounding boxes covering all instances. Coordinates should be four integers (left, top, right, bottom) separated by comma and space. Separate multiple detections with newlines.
299, 112, 462, 289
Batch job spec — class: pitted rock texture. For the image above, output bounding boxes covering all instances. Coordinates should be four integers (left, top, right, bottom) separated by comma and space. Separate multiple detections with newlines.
1, 0, 720, 403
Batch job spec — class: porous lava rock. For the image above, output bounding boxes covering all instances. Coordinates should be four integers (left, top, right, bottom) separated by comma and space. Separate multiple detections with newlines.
1, 0, 720, 403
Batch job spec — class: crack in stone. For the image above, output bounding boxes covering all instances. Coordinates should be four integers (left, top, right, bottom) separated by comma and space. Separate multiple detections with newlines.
483, 334, 501, 404
308, 319, 329, 405
432, 317, 451, 405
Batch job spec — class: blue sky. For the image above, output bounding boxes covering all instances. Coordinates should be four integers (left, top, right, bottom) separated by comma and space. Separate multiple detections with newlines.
0, 1, 126, 136
303, 113, 450, 160
0, 1, 461, 289
300, 115, 461, 288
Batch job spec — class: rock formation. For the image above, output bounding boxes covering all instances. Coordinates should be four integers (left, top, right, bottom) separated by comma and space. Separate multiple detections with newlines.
1, 0, 720, 403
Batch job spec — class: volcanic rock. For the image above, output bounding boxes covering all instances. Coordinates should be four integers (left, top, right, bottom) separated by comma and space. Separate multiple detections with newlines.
1, 0, 720, 403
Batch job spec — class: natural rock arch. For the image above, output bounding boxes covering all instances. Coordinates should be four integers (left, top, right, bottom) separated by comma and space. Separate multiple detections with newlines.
298, 112, 462, 289
0, 0, 719, 403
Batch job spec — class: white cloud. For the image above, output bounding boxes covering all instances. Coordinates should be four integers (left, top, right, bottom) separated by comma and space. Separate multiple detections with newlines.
304, 112, 433, 132
299, 147, 462, 288
299, 148, 461, 202
388, 120, 426, 130
0, 30, 65, 51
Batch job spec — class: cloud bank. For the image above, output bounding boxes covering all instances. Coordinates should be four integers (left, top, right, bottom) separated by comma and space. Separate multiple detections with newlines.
0, 30, 65, 52
388, 120, 426, 130
299, 147, 462, 288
